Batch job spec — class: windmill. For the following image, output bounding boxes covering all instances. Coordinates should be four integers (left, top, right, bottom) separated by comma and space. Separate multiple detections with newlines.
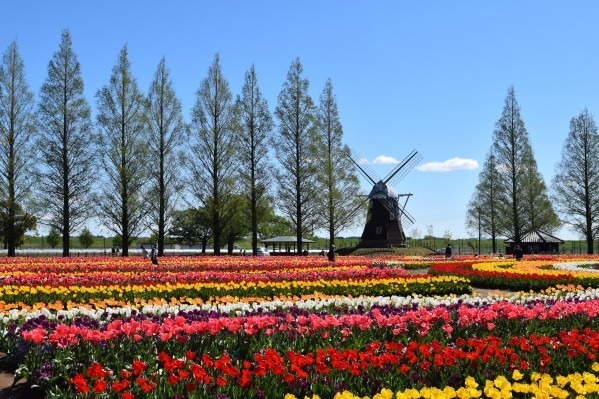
349, 149, 422, 248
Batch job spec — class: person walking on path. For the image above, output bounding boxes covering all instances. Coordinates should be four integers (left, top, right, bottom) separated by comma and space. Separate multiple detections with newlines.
150, 243, 158, 265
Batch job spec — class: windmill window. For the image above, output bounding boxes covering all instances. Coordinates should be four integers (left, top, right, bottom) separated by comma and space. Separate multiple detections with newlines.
376, 227, 382, 235
390, 213, 395, 220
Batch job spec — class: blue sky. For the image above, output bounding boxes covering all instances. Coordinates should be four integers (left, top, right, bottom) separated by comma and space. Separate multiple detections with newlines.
2, 1, 598, 241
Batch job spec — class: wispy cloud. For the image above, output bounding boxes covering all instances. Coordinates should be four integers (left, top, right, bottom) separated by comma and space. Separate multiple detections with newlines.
416, 157, 479, 172
372, 155, 399, 164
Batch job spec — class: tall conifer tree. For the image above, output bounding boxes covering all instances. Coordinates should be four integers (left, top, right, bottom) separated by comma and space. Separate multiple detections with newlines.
491, 86, 557, 244
466, 150, 502, 253
274, 58, 319, 253
96, 45, 148, 256
37, 30, 95, 257
0, 41, 37, 256
552, 108, 599, 253
235, 65, 273, 256
146, 57, 186, 256
188, 54, 238, 255
523, 151, 559, 233
314, 79, 361, 245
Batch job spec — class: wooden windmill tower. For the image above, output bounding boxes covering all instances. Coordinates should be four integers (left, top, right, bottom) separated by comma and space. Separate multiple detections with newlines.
350, 149, 422, 248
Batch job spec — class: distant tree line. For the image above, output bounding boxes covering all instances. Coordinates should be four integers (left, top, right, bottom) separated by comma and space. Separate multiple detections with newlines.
466, 87, 599, 254
0, 31, 363, 257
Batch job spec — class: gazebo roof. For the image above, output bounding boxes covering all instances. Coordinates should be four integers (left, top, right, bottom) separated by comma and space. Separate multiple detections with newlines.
261, 236, 316, 244
504, 230, 564, 244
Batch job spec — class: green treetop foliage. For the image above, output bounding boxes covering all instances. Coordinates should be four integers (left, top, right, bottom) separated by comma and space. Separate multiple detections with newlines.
46, 227, 60, 249
79, 227, 94, 249
467, 150, 503, 253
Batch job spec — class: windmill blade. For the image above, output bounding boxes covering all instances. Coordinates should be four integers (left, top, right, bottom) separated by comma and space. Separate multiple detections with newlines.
377, 196, 400, 219
349, 147, 379, 185
398, 193, 414, 222
400, 212, 415, 229
397, 193, 415, 225
383, 150, 423, 187
376, 195, 416, 227
400, 209, 415, 225
336, 198, 368, 229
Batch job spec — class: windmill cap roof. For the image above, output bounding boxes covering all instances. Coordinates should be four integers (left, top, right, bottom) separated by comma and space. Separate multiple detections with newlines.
369, 180, 397, 198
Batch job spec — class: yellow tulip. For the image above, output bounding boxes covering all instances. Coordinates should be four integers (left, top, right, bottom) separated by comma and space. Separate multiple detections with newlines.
464, 377, 478, 389
511, 369, 523, 381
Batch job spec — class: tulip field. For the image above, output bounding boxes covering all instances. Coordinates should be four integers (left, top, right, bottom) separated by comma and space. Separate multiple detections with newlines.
2, 255, 599, 398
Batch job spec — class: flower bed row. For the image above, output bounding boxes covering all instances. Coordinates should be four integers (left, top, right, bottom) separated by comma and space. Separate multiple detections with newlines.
4, 282, 598, 324
14, 295, 599, 349
0, 256, 373, 274
0, 265, 410, 287
3, 255, 599, 398
285, 366, 599, 399
47, 326, 599, 398
429, 260, 599, 290
0, 275, 470, 306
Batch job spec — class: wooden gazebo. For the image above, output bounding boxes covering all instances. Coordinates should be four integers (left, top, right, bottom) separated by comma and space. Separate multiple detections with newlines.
260, 236, 315, 254
504, 230, 563, 255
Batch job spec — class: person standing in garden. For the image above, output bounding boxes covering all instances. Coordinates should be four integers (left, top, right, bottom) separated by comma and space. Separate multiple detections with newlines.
327, 245, 336, 262
444, 243, 452, 259
513, 245, 523, 261
141, 245, 148, 259
150, 243, 158, 265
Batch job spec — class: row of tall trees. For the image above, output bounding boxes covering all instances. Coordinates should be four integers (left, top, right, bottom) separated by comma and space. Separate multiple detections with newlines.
0, 31, 362, 257
467, 86, 599, 254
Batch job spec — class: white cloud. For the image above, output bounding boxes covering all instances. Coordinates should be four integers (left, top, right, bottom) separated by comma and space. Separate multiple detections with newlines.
372, 155, 399, 164
357, 157, 369, 165
416, 157, 479, 172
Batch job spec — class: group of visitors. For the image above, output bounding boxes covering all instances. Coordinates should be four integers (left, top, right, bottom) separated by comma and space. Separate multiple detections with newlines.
444, 242, 524, 261
140, 244, 158, 265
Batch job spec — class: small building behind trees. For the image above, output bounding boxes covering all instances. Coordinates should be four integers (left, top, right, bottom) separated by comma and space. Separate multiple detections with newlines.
504, 230, 563, 255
